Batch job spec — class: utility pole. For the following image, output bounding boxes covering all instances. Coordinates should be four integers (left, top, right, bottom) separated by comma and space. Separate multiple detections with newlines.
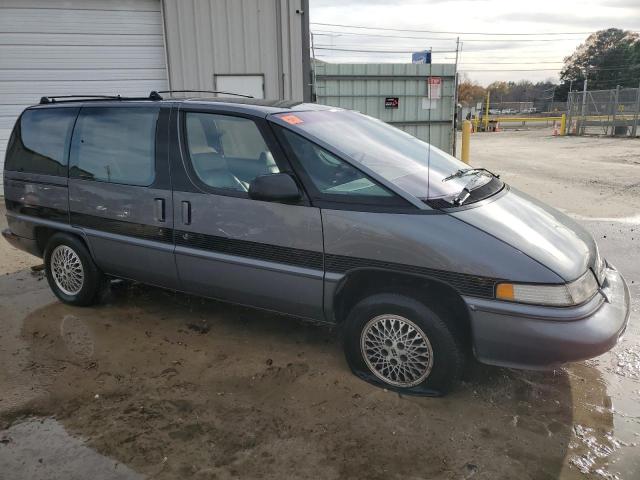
452, 37, 460, 154
566, 80, 574, 133
580, 73, 588, 135
611, 85, 620, 137
310, 32, 318, 102
454, 37, 460, 69
484, 89, 491, 132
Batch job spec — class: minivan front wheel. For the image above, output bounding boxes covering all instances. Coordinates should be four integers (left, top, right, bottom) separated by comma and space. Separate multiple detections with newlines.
343, 293, 464, 395
44, 233, 103, 306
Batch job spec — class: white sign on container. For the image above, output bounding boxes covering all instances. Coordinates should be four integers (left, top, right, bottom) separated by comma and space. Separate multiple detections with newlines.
427, 77, 442, 100
422, 97, 438, 110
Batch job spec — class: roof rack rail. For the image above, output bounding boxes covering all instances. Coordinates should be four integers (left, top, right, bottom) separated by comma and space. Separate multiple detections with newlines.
39, 92, 162, 105
155, 89, 254, 99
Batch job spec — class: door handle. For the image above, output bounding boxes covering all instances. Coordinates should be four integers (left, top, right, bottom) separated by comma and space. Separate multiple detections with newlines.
181, 200, 191, 225
154, 198, 165, 222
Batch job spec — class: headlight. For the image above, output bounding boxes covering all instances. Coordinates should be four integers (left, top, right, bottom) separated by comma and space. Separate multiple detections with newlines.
496, 269, 599, 307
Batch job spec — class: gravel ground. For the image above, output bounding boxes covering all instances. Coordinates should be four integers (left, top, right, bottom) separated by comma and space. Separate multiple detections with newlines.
0, 128, 639, 480
466, 129, 640, 219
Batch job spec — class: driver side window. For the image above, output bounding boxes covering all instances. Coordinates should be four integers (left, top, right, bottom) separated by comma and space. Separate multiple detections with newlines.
279, 128, 391, 197
185, 112, 279, 193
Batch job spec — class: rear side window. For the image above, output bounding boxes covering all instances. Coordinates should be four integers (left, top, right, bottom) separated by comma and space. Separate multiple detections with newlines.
5, 107, 79, 176
70, 107, 159, 186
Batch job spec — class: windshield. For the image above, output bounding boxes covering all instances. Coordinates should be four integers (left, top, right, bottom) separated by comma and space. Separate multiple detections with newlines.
275, 109, 496, 202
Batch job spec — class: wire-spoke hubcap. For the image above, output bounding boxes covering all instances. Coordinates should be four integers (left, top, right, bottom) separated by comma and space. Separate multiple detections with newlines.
51, 245, 84, 296
361, 314, 434, 388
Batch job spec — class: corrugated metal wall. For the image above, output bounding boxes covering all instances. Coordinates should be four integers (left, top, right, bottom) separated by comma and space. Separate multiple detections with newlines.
162, 0, 308, 101
314, 63, 456, 153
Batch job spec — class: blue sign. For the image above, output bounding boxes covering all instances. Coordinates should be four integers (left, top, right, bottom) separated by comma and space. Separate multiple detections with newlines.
411, 51, 432, 64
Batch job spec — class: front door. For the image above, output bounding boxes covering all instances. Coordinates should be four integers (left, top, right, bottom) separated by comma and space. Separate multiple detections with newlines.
170, 107, 324, 320
68, 104, 178, 290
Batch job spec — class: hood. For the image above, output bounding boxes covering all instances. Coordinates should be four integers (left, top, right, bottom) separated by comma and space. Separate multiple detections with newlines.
450, 187, 597, 282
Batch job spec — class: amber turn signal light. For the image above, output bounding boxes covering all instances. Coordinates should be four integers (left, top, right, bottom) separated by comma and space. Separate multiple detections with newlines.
496, 283, 515, 300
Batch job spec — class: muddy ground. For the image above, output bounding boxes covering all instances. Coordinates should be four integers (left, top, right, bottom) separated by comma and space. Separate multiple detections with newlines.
0, 129, 639, 479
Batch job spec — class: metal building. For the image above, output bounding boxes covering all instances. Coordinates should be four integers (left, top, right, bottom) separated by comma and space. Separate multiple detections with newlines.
163, 0, 310, 100
0, 0, 310, 190
314, 63, 457, 153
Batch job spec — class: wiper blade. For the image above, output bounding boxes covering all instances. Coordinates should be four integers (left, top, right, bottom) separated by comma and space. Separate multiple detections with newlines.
442, 168, 472, 182
451, 169, 500, 206
453, 188, 471, 206
442, 167, 499, 182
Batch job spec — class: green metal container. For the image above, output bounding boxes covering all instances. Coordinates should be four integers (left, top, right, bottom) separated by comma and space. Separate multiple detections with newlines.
314, 63, 456, 153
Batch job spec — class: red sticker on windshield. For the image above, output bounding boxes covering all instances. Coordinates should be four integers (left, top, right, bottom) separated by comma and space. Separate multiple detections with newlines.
279, 114, 304, 125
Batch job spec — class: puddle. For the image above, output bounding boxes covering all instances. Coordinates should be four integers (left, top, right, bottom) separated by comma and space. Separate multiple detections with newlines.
611, 347, 640, 381
0, 417, 143, 480
568, 424, 624, 479
60, 314, 95, 359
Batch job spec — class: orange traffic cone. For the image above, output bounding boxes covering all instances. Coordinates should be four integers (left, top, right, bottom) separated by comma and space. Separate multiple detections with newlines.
552, 122, 558, 136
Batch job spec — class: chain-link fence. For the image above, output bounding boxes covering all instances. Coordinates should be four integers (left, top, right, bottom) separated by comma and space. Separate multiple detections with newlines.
567, 87, 640, 137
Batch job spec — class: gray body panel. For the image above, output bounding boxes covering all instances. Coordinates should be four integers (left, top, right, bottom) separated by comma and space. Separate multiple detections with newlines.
466, 265, 630, 368
3, 171, 69, 238
451, 188, 597, 282
69, 179, 178, 290
173, 191, 325, 320
321, 209, 563, 283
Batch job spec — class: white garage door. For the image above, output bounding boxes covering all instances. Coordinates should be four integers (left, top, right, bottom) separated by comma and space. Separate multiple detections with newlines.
0, 0, 169, 192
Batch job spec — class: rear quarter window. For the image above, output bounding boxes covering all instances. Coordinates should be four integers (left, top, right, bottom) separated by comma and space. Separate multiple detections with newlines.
5, 107, 79, 176
69, 106, 159, 186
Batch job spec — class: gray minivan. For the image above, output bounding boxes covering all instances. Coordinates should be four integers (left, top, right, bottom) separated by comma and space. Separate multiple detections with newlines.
2, 93, 630, 395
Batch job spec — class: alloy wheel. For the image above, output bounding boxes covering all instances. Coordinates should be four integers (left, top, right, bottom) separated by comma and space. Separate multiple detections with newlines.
360, 314, 434, 387
51, 245, 85, 296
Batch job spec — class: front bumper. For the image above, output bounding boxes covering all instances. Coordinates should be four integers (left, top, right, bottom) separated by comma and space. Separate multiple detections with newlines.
465, 265, 631, 369
2, 228, 40, 257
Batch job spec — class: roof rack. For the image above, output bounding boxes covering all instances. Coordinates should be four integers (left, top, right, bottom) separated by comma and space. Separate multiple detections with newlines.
39, 91, 162, 105
155, 90, 254, 99
37, 89, 253, 105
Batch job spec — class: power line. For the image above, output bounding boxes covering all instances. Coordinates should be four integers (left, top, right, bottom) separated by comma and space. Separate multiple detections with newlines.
313, 30, 459, 42
313, 41, 570, 53
314, 45, 572, 58
311, 22, 599, 36
313, 31, 586, 43
314, 46, 456, 54
460, 68, 562, 72
314, 48, 565, 64
460, 61, 564, 65
460, 66, 640, 72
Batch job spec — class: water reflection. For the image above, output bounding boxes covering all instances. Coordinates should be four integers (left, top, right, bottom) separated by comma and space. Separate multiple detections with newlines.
0, 417, 142, 480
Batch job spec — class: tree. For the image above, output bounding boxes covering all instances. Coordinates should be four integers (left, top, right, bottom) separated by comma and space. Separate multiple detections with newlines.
457, 79, 485, 107
558, 28, 640, 98
486, 81, 509, 103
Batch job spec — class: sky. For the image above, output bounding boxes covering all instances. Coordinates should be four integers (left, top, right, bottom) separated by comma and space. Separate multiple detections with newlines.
309, 0, 640, 85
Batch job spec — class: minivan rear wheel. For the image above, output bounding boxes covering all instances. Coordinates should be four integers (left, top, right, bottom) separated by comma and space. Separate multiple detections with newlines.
44, 233, 103, 306
343, 293, 464, 395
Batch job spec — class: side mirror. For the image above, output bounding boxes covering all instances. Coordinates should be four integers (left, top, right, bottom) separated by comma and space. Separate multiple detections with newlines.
248, 173, 302, 203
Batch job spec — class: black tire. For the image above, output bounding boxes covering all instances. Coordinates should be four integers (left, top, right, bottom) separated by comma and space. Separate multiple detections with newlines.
343, 293, 465, 396
44, 233, 103, 306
